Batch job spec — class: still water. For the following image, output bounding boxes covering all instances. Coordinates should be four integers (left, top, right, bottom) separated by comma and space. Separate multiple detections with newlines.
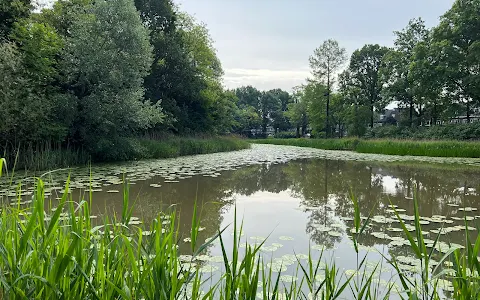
2, 144, 480, 297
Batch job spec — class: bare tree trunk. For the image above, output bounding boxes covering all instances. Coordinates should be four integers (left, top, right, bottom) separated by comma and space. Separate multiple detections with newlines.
467, 101, 471, 123
409, 97, 414, 127
370, 98, 374, 128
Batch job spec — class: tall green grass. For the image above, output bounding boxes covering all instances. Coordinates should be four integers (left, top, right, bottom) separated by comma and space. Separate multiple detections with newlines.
2, 168, 480, 299
355, 139, 480, 158
253, 138, 480, 158
1, 142, 89, 172
137, 137, 250, 159
1, 137, 249, 171
252, 138, 358, 151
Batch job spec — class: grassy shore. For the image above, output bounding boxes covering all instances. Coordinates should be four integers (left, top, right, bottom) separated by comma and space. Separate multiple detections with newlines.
2, 137, 250, 171
252, 138, 480, 158
0, 170, 478, 299
137, 137, 250, 159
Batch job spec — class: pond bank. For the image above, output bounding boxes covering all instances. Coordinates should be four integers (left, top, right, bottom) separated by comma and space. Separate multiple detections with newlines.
2, 137, 250, 171
252, 138, 480, 158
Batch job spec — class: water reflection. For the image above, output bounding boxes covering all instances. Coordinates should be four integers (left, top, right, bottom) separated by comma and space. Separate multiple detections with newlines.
85, 158, 480, 256
3, 149, 480, 297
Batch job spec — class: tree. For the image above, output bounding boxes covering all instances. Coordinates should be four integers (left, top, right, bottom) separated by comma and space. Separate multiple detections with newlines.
259, 90, 281, 136
285, 86, 308, 137
233, 86, 264, 136
381, 18, 429, 127
61, 0, 163, 159
309, 39, 347, 137
349, 44, 389, 128
410, 33, 444, 125
269, 89, 292, 133
433, 0, 480, 122
235, 106, 262, 136
0, 0, 32, 40
235, 86, 262, 111
302, 80, 329, 137
0, 18, 72, 145
338, 70, 370, 136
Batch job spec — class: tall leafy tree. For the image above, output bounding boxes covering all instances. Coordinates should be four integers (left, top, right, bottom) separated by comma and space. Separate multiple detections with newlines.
61, 0, 162, 159
433, 0, 480, 122
269, 89, 292, 133
235, 86, 262, 111
0, 0, 32, 40
302, 80, 329, 137
338, 70, 370, 136
382, 18, 429, 126
285, 86, 308, 137
309, 39, 347, 137
410, 33, 445, 125
349, 44, 389, 128
0, 18, 70, 145
259, 90, 281, 136
234, 86, 263, 135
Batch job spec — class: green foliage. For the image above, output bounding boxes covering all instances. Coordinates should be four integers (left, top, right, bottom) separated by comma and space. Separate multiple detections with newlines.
302, 81, 329, 136
309, 39, 347, 137
432, 0, 480, 119
348, 44, 390, 128
381, 18, 430, 127
254, 137, 480, 158
252, 138, 358, 151
366, 123, 480, 141
274, 131, 298, 139
0, 0, 32, 39
355, 139, 480, 158
0, 40, 68, 144
60, 0, 162, 153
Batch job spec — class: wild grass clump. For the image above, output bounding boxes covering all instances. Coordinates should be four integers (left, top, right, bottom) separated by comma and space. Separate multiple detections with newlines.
253, 138, 480, 158
355, 139, 480, 158
138, 137, 250, 159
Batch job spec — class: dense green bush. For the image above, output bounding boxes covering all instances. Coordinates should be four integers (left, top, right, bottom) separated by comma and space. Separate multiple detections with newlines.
365, 123, 480, 140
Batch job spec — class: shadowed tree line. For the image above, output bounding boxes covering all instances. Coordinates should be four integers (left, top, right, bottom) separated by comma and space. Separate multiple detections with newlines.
0, 0, 258, 164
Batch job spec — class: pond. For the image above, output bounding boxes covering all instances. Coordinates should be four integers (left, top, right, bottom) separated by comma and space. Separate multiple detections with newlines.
2, 144, 480, 298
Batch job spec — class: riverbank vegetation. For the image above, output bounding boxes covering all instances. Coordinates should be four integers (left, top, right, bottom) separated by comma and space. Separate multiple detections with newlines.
1, 137, 249, 171
1, 170, 479, 299
0, 0, 253, 169
253, 138, 480, 158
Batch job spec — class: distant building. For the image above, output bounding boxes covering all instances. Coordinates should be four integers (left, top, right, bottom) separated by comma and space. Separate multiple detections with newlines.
375, 108, 400, 127
250, 126, 275, 137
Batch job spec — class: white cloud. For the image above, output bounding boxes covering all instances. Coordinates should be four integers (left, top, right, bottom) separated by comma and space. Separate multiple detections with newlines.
223, 68, 311, 91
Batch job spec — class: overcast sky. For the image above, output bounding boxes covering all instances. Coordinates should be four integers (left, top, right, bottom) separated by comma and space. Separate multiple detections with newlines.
177, 0, 455, 92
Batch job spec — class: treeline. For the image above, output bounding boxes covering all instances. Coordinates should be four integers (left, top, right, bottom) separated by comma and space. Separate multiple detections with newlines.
247, 0, 479, 139
0, 0, 252, 162
1, 0, 479, 164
